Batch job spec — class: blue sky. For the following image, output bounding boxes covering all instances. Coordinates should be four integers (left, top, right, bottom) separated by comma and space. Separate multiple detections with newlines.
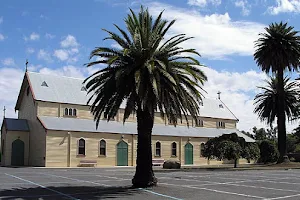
1, 0, 300, 132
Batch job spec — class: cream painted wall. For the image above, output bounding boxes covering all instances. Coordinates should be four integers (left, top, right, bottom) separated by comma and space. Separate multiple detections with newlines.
18, 84, 46, 166
3, 131, 29, 166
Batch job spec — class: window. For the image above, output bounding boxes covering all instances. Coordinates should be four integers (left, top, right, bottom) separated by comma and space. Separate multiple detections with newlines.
155, 142, 161, 157
219, 104, 224, 108
41, 81, 48, 87
217, 121, 225, 129
78, 138, 85, 155
81, 86, 87, 91
68, 108, 73, 116
1, 139, 4, 155
196, 119, 203, 127
99, 140, 106, 156
73, 109, 77, 116
26, 87, 30, 96
200, 143, 205, 157
64, 108, 68, 116
171, 142, 177, 156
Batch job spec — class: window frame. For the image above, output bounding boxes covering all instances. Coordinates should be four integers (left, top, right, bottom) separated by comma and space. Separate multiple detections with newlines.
155, 141, 161, 157
99, 139, 106, 156
77, 138, 86, 156
196, 119, 204, 127
64, 108, 68, 116
200, 143, 205, 157
217, 121, 225, 129
171, 142, 177, 157
73, 108, 77, 116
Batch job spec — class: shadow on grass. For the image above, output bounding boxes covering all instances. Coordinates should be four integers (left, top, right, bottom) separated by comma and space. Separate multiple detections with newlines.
0, 185, 139, 200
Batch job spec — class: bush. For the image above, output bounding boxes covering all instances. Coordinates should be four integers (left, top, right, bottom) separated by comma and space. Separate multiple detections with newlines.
163, 160, 181, 169
258, 140, 279, 164
242, 143, 260, 163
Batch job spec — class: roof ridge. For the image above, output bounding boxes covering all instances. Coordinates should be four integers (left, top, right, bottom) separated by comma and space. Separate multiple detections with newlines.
27, 71, 85, 81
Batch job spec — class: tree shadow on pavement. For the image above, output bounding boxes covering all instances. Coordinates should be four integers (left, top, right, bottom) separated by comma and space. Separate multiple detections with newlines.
0, 185, 140, 200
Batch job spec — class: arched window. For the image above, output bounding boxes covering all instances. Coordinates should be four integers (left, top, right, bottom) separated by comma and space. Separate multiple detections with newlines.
78, 138, 85, 155
155, 142, 161, 157
69, 108, 73, 116
196, 119, 203, 127
73, 108, 77, 116
64, 108, 68, 116
99, 140, 106, 156
200, 143, 205, 157
171, 142, 177, 156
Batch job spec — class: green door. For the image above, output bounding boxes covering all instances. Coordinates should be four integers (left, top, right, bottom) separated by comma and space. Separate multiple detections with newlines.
11, 139, 25, 166
117, 141, 128, 166
185, 143, 193, 165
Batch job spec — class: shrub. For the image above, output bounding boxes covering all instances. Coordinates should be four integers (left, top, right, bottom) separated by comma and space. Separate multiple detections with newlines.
242, 143, 260, 163
163, 160, 181, 169
258, 140, 279, 163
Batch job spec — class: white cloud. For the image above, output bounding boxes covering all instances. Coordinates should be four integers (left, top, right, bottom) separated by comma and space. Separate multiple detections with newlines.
26, 47, 35, 54
235, 0, 251, 16
268, 0, 300, 15
61, 35, 79, 48
45, 33, 55, 39
187, 0, 221, 7
54, 49, 69, 61
0, 34, 4, 41
2, 58, 16, 66
37, 49, 52, 62
39, 65, 85, 79
148, 2, 265, 59
0, 17, 3, 24
0, 68, 24, 120
24, 32, 40, 41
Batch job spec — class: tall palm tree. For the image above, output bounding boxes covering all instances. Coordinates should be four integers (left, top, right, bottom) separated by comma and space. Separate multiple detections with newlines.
84, 6, 207, 187
254, 77, 300, 161
254, 22, 300, 163
254, 76, 300, 124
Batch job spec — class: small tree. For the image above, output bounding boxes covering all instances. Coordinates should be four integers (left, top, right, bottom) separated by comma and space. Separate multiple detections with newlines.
259, 140, 279, 163
218, 140, 242, 168
242, 143, 260, 163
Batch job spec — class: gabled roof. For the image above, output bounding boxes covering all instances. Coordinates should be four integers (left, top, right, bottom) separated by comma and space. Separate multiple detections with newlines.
2, 118, 29, 132
39, 116, 253, 142
22, 71, 238, 121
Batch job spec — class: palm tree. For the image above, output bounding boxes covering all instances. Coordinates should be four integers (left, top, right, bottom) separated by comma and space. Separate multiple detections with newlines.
84, 6, 207, 187
254, 22, 300, 163
254, 76, 300, 161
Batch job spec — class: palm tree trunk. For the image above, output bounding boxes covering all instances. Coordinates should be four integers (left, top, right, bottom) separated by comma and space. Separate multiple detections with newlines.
132, 108, 157, 188
276, 69, 289, 163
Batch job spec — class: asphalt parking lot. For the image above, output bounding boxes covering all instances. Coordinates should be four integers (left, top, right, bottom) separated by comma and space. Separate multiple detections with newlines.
1, 167, 300, 200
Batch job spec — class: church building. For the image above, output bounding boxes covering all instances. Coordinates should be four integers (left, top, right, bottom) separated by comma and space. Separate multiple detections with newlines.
1, 71, 254, 167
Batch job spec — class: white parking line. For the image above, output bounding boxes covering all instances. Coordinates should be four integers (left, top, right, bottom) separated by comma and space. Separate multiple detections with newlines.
160, 182, 264, 199
41, 173, 112, 187
5, 173, 79, 200
265, 193, 300, 200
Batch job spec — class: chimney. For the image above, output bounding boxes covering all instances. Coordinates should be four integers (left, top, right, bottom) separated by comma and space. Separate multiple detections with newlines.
217, 91, 221, 100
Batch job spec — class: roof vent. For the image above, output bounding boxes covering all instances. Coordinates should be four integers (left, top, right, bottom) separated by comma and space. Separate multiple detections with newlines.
219, 104, 224, 108
41, 81, 48, 87
199, 102, 203, 106
81, 86, 87, 91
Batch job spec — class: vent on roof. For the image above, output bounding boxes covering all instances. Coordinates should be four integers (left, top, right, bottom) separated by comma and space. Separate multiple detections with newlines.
219, 104, 224, 108
199, 102, 203, 106
41, 81, 48, 87
81, 86, 87, 91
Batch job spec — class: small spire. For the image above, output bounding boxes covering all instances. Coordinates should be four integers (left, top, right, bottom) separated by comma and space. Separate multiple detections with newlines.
25, 59, 28, 72
217, 91, 221, 99
3, 106, 6, 118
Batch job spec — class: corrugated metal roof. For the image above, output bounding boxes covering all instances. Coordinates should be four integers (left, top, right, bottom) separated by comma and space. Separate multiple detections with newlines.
4, 118, 29, 132
39, 116, 254, 142
27, 72, 238, 120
